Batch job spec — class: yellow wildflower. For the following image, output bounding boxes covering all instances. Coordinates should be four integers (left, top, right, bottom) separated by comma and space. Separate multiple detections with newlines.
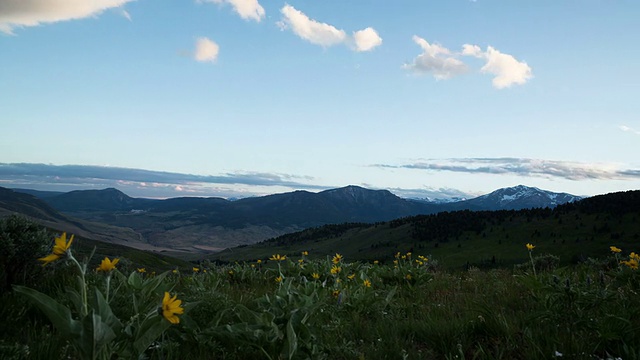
401, 255, 407, 260
275, 276, 283, 283
137, 268, 146, 273
298, 259, 304, 264
96, 257, 119, 272
363, 279, 372, 288
332, 290, 340, 297
393, 260, 398, 265
38, 232, 74, 266
193, 267, 200, 273
394, 252, 400, 259
161, 292, 184, 324
621, 259, 639, 270
270, 254, 287, 261
330, 266, 341, 275
250, 264, 256, 268
332, 253, 343, 264
312, 273, 320, 280
172, 269, 178, 274
406, 274, 412, 280
373, 260, 379, 265
348, 274, 356, 280
526, 243, 535, 251
630, 252, 640, 261
257, 259, 262, 264
301, 251, 309, 256
610, 246, 622, 253
406, 252, 412, 257
228, 270, 234, 275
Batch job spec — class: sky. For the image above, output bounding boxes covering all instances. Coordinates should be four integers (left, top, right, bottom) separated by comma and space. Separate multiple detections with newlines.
1, 0, 639, 200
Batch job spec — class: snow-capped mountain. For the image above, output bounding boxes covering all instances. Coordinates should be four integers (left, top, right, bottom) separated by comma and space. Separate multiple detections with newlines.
457, 185, 582, 210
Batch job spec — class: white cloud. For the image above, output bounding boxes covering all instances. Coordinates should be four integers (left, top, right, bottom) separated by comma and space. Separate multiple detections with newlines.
353, 27, 382, 52
403, 36, 468, 79
278, 5, 382, 52
0, 0, 134, 34
620, 125, 640, 135
204, 0, 265, 22
279, 5, 347, 47
194, 37, 220, 63
463, 44, 533, 89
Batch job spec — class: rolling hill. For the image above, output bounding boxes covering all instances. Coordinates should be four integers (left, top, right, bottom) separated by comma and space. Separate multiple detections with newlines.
209, 190, 640, 269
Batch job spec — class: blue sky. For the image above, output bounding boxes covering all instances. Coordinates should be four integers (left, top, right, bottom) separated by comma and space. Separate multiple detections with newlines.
1, 0, 639, 199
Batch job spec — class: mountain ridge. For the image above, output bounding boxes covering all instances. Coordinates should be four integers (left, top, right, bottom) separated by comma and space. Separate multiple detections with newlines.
5, 184, 586, 253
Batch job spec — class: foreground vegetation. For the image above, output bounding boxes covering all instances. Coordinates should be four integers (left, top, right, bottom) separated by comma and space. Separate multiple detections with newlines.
1, 217, 639, 359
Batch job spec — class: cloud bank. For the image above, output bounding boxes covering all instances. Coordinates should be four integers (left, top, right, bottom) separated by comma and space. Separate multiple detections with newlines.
373, 158, 640, 181
278, 5, 382, 52
0, 0, 135, 34
405, 37, 532, 88
194, 37, 220, 62
201, 0, 265, 22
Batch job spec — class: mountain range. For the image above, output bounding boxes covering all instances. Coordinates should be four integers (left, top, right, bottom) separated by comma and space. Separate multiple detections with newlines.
1, 184, 582, 254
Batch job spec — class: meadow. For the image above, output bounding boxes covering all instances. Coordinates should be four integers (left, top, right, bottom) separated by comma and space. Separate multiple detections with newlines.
1, 228, 639, 359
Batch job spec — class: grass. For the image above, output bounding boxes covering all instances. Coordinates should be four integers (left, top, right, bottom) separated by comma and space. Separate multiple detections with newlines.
2, 243, 639, 359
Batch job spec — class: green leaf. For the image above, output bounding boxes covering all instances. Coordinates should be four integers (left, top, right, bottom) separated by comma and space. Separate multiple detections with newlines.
127, 271, 142, 290
285, 315, 298, 360
133, 314, 171, 356
13, 285, 81, 338
93, 288, 122, 333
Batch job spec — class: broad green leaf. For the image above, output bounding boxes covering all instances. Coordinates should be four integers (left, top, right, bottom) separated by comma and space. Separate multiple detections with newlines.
93, 288, 122, 333
133, 314, 170, 356
127, 271, 142, 290
285, 316, 298, 360
13, 285, 81, 338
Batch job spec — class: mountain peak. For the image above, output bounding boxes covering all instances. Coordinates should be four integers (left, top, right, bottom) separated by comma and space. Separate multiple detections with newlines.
470, 185, 581, 210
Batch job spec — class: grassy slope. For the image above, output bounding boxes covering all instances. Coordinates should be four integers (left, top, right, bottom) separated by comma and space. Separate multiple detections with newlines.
210, 209, 640, 269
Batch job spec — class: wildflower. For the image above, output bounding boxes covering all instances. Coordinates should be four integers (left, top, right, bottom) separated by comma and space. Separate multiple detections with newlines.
270, 254, 286, 261
330, 266, 341, 275
250, 264, 256, 268
228, 270, 234, 275
401, 255, 407, 260
298, 259, 304, 264
610, 246, 622, 253
363, 279, 372, 288
526, 243, 535, 251
38, 232, 74, 266
193, 267, 200, 273
257, 259, 262, 264
275, 276, 283, 283
348, 274, 356, 280
394, 252, 400, 259
406, 274, 412, 280
172, 269, 178, 274
393, 260, 398, 265
161, 292, 184, 324
630, 252, 640, 261
312, 273, 320, 280
96, 257, 119, 272
332, 290, 340, 297
332, 253, 343, 264
406, 252, 412, 257
301, 251, 309, 256
621, 259, 639, 270
137, 268, 146, 273
373, 260, 379, 265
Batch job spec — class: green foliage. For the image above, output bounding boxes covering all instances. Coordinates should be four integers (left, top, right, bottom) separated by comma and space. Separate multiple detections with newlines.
0, 215, 50, 290
2, 223, 640, 359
